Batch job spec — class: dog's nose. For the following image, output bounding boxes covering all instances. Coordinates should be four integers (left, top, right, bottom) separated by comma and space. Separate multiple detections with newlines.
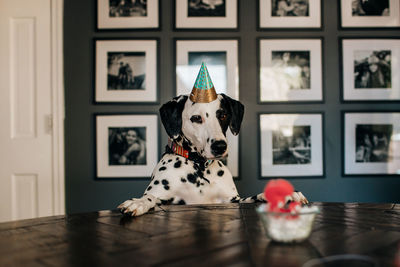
211, 140, 227, 156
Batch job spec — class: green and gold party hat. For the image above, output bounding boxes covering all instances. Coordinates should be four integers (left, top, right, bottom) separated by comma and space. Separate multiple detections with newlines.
189, 62, 217, 103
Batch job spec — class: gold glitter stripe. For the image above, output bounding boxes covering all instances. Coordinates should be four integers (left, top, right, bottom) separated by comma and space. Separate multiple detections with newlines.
189, 87, 217, 103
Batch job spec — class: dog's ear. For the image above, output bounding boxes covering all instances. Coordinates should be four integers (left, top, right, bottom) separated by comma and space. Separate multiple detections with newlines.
159, 95, 188, 139
220, 94, 244, 136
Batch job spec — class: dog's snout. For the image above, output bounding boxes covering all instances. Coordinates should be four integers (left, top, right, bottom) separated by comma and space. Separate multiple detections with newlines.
211, 140, 227, 156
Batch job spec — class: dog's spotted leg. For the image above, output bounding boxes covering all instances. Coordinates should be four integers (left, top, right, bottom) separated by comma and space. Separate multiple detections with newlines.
290, 190, 309, 204
118, 194, 157, 216
230, 193, 266, 203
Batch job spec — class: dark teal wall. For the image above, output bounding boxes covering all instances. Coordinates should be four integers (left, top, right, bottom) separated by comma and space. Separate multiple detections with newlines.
64, 0, 400, 214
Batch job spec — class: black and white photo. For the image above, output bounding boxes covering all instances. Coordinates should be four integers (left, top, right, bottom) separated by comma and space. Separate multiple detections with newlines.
271, 0, 309, 17
260, 39, 322, 102
188, 0, 226, 17
107, 52, 146, 90
259, 0, 320, 28
341, 0, 400, 27
108, 0, 148, 17
344, 112, 400, 175
108, 127, 147, 165
272, 125, 311, 165
98, 0, 158, 29
355, 124, 392, 163
175, 0, 237, 29
96, 40, 158, 103
342, 39, 400, 101
176, 39, 239, 176
260, 113, 323, 177
271, 51, 311, 90
351, 0, 389, 16
96, 114, 158, 178
353, 50, 391, 89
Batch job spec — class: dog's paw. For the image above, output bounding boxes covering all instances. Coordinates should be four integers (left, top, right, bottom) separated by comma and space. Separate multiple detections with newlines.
117, 195, 157, 216
291, 191, 309, 205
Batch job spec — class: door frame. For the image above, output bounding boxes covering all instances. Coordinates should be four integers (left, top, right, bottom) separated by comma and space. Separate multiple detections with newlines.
51, 0, 65, 215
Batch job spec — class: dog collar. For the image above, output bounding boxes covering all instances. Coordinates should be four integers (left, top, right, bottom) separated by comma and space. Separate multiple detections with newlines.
168, 139, 189, 159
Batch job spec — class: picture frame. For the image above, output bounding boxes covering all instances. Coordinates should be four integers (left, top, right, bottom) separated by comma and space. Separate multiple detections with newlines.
95, 39, 158, 103
259, 38, 323, 103
97, 0, 159, 29
259, 113, 324, 178
340, 0, 400, 28
341, 38, 400, 101
96, 114, 159, 178
343, 112, 400, 176
175, 0, 238, 29
175, 39, 239, 176
259, 0, 321, 29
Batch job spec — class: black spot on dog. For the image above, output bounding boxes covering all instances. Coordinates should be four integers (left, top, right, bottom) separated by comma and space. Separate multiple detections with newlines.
176, 157, 179, 161
207, 138, 210, 143
154, 180, 159, 185
162, 179, 169, 185
160, 198, 174, 205
206, 113, 209, 118
218, 161, 223, 167
147, 198, 152, 202
175, 136, 182, 142
218, 170, 224, 177
207, 170, 211, 174
196, 181, 200, 187
168, 159, 172, 163
251, 195, 258, 200
146, 186, 152, 191
164, 185, 170, 190
185, 160, 188, 165
174, 161, 182, 168
181, 178, 187, 183
159, 166, 167, 171
200, 183, 204, 186
187, 174, 197, 184
178, 199, 186, 205
200, 190, 203, 194
230, 197, 240, 203
162, 162, 166, 165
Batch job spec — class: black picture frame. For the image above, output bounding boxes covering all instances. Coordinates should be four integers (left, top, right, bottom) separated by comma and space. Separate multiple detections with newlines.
258, 0, 323, 30
342, 110, 400, 177
96, 0, 161, 30
339, 0, 400, 29
339, 37, 400, 103
94, 113, 160, 179
93, 38, 160, 104
258, 112, 325, 179
257, 37, 324, 104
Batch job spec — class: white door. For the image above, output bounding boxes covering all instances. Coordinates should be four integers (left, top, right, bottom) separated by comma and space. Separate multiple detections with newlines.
0, 0, 64, 222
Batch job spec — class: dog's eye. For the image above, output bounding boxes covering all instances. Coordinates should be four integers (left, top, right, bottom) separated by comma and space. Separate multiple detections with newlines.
219, 114, 227, 121
190, 115, 202, 124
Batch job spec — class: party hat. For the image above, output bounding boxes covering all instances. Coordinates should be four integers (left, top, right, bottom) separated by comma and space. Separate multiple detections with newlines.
189, 62, 217, 103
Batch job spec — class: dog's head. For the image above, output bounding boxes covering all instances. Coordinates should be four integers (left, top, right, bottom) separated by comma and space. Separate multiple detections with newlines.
160, 94, 244, 159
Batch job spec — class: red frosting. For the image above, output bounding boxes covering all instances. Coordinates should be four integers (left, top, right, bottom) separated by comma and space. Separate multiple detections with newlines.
264, 179, 300, 213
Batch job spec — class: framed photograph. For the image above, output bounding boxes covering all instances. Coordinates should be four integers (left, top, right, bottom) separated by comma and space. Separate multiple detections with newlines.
259, 113, 324, 177
176, 39, 239, 176
259, 0, 321, 28
175, 0, 238, 29
95, 39, 158, 103
97, 0, 159, 29
340, 0, 400, 28
342, 39, 400, 101
344, 112, 400, 175
259, 39, 323, 102
96, 114, 158, 178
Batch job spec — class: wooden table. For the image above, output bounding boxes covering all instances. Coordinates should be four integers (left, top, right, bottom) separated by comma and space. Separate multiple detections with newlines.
1, 203, 400, 266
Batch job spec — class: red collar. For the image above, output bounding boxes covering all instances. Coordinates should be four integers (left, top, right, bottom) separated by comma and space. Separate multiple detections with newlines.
168, 139, 189, 159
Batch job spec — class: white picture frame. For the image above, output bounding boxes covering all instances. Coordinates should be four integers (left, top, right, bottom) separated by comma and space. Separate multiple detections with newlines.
344, 112, 400, 175
176, 39, 239, 176
260, 113, 324, 177
259, 39, 323, 102
95, 39, 158, 103
175, 0, 237, 29
97, 0, 159, 29
96, 114, 158, 178
340, 0, 400, 28
342, 39, 400, 101
259, 0, 321, 28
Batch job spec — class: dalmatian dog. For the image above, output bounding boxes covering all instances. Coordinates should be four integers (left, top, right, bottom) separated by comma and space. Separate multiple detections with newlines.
118, 94, 308, 216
